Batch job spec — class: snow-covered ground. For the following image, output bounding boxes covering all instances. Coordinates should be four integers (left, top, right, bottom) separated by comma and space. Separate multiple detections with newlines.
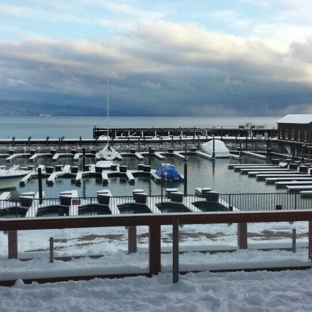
0, 221, 311, 311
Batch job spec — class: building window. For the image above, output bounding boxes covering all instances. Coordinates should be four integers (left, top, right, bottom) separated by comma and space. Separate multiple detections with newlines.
304, 130, 307, 141
298, 129, 300, 141
285, 130, 288, 140
279, 130, 283, 139
291, 129, 294, 140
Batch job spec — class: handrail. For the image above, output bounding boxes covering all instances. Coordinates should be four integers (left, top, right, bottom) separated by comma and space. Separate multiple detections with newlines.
1, 209, 312, 231
2, 209, 312, 277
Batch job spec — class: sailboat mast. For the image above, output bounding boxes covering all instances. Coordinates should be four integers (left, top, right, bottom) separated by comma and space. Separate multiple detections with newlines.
106, 79, 109, 144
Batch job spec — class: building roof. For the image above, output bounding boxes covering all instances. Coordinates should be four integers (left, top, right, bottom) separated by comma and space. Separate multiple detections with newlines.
277, 114, 312, 124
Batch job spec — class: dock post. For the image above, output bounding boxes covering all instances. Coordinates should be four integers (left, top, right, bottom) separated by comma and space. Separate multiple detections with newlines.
172, 219, 179, 283
82, 147, 86, 171
46, 136, 49, 147
212, 136, 215, 159
149, 147, 151, 166
8, 231, 18, 259
28, 136, 31, 150
239, 142, 242, 159
38, 167, 43, 204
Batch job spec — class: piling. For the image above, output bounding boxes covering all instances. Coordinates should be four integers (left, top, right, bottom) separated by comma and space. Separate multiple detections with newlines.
38, 167, 43, 205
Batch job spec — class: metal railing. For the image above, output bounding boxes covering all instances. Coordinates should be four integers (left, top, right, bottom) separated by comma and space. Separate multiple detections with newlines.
1, 192, 312, 218
220, 193, 312, 211
1, 209, 312, 283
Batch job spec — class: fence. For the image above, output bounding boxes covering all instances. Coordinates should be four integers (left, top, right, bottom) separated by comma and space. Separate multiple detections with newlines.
1, 209, 312, 281
1, 192, 312, 218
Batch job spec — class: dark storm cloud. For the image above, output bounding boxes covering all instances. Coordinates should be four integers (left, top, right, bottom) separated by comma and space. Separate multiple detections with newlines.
1, 21, 312, 116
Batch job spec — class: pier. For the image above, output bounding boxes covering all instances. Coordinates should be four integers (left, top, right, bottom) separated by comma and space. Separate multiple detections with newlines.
92, 126, 276, 140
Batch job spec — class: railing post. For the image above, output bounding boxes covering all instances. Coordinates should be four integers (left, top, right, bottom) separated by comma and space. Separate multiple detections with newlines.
149, 223, 161, 275
292, 229, 296, 253
172, 219, 179, 283
50, 237, 54, 263
8, 231, 18, 259
128, 226, 137, 254
237, 223, 248, 249
309, 221, 312, 259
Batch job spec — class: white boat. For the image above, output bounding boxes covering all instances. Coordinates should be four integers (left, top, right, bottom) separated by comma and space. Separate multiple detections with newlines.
201, 139, 230, 158
95, 145, 119, 161
0, 166, 29, 190
96, 79, 119, 160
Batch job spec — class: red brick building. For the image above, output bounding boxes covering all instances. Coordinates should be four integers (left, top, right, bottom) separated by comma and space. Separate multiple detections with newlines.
277, 114, 312, 143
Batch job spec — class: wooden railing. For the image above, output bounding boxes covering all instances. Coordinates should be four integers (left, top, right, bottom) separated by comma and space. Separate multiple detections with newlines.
1, 210, 312, 276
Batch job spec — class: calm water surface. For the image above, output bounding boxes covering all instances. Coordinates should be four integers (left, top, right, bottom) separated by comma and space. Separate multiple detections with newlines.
1, 154, 283, 199
0, 116, 280, 139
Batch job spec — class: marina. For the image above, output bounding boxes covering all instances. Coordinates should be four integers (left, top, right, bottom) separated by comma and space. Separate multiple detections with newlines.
0, 151, 312, 217
0, 115, 311, 216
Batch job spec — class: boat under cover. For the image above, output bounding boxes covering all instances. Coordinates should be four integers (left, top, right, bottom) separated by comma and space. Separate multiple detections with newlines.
156, 164, 181, 180
201, 140, 230, 158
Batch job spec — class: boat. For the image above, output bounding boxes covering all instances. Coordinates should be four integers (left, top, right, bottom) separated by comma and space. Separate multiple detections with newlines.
201, 139, 230, 158
156, 164, 183, 181
0, 166, 29, 190
96, 79, 120, 161
95, 145, 119, 161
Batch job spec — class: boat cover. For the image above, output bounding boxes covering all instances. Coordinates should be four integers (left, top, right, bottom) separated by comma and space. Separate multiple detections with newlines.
201, 140, 230, 158
156, 164, 181, 180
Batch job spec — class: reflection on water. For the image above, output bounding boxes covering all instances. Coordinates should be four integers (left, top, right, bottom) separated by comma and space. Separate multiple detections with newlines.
0, 154, 286, 198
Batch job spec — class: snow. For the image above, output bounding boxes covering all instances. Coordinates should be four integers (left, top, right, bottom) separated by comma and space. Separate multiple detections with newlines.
201, 140, 230, 158
277, 114, 312, 124
0, 221, 312, 311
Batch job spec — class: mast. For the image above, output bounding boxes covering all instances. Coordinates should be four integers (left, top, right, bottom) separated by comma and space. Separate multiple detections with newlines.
106, 78, 109, 144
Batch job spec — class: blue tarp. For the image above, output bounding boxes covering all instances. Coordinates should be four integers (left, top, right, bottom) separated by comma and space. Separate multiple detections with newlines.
156, 164, 181, 180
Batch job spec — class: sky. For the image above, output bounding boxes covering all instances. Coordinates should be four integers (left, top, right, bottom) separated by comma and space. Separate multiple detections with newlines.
0, 222, 312, 311
1, 0, 312, 116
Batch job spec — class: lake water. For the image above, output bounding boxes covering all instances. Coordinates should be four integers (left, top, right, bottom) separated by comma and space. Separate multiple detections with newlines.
0, 115, 280, 139
0, 115, 283, 198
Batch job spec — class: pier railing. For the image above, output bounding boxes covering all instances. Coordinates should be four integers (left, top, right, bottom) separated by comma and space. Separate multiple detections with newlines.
220, 192, 312, 211
1, 209, 312, 285
1, 192, 312, 218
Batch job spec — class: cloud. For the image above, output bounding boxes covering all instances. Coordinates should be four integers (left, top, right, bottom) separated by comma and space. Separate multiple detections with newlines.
1, 7, 312, 116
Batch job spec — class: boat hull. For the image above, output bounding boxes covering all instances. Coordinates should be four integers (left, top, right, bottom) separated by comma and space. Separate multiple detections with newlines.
0, 174, 27, 190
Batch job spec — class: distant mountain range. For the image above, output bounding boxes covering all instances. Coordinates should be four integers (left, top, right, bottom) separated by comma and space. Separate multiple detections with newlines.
0, 100, 128, 116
